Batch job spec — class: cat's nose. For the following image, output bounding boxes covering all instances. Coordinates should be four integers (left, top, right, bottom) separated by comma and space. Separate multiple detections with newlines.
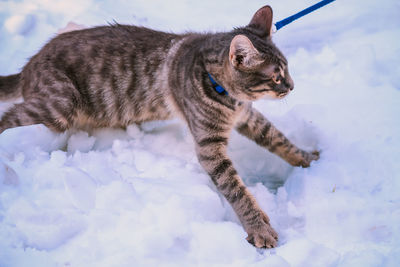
283, 80, 293, 91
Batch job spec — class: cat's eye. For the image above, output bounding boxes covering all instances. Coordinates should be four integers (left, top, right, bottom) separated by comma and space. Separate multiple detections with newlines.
273, 75, 281, 84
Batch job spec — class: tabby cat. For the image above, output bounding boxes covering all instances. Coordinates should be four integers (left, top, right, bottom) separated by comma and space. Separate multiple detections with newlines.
0, 6, 319, 248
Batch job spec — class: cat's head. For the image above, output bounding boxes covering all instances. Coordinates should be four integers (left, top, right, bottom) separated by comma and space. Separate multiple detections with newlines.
224, 6, 294, 101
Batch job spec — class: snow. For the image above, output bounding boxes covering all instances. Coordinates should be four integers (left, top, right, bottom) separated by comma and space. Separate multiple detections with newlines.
0, 0, 399, 266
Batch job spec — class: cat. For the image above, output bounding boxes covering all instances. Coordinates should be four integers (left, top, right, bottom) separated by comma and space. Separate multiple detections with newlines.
0, 5, 319, 248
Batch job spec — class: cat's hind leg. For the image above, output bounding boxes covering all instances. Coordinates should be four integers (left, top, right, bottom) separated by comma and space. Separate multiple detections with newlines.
0, 97, 75, 133
0, 69, 82, 134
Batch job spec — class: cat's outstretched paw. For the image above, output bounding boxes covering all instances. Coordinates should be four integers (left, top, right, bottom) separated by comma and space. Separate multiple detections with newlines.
290, 149, 320, 168
301, 150, 320, 168
310, 150, 320, 160
245, 214, 278, 248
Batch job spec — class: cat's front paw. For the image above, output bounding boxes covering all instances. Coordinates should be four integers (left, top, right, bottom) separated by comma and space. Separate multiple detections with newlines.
301, 150, 320, 168
290, 150, 320, 168
245, 214, 278, 248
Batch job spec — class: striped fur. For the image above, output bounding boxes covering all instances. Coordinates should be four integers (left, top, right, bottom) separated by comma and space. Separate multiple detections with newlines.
0, 6, 319, 248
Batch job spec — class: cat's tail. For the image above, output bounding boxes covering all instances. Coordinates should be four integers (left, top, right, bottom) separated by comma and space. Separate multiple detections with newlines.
0, 73, 22, 100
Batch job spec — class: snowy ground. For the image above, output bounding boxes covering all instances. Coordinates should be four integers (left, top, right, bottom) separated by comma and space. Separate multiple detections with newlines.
1, 0, 400, 266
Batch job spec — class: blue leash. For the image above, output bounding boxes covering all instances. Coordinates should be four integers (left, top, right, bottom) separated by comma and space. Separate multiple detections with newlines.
207, 0, 336, 95
275, 0, 336, 31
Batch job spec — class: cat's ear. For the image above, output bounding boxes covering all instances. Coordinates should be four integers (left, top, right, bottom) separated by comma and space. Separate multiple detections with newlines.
248, 5, 273, 38
229, 35, 263, 70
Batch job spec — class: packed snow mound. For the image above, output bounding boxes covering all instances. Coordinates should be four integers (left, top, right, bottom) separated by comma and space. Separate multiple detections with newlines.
1, 0, 399, 266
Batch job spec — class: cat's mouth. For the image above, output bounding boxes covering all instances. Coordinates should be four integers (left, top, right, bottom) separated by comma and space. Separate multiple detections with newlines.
248, 88, 272, 93
278, 91, 289, 98
248, 88, 289, 99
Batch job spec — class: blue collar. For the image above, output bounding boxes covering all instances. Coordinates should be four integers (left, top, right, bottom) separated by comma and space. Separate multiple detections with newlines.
207, 73, 228, 95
